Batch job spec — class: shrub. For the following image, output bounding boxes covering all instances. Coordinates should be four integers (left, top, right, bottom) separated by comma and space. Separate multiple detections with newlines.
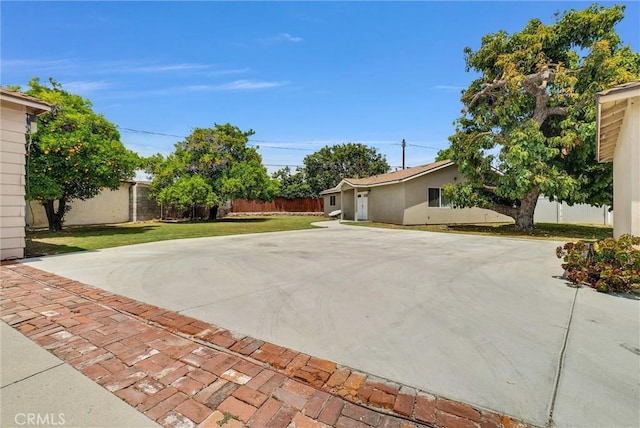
556, 234, 640, 293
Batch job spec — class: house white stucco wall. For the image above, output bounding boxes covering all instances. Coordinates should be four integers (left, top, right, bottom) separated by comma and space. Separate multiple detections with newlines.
612, 97, 639, 237
402, 166, 512, 225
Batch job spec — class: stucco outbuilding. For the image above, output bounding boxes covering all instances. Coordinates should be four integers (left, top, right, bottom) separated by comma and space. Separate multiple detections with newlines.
321, 160, 512, 225
596, 80, 640, 238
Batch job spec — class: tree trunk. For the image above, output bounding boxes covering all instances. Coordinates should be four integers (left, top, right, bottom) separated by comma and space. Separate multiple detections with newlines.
43, 199, 66, 231
514, 189, 540, 229
208, 205, 218, 221
490, 189, 540, 229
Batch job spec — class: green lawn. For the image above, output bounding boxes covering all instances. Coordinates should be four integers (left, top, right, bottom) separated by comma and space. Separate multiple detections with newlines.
26, 216, 324, 256
349, 221, 613, 242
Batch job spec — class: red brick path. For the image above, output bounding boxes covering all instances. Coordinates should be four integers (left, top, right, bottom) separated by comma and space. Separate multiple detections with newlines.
1, 263, 533, 428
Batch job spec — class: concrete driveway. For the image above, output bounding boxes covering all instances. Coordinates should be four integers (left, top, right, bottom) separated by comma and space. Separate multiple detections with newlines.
22, 222, 640, 427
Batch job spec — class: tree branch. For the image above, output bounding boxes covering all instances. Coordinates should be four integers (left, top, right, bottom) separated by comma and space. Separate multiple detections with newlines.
469, 75, 507, 107
469, 65, 570, 125
488, 202, 517, 219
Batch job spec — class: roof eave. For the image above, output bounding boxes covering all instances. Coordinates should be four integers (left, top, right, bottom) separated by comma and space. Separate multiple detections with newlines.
0, 93, 52, 114
595, 85, 640, 163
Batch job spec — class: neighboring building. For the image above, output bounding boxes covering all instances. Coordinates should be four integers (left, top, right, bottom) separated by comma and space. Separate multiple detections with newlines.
320, 160, 512, 225
0, 88, 51, 260
596, 80, 640, 238
26, 181, 160, 229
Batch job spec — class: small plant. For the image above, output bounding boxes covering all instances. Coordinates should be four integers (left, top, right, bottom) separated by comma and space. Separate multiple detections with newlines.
556, 234, 640, 293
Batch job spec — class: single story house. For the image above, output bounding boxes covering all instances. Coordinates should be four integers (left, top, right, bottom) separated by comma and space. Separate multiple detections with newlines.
596, 80, 640, 238
320, 160, 512, 225
1, 88, 51, 260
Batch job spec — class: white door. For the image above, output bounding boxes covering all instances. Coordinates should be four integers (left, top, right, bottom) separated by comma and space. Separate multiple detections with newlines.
357, 192, 368, 221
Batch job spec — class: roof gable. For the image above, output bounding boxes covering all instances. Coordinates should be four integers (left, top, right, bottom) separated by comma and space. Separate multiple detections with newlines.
344, 159, 454, 187
320, 160, 455, 194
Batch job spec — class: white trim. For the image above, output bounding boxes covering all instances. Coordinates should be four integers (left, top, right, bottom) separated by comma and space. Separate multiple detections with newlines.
0, 93, 51, 114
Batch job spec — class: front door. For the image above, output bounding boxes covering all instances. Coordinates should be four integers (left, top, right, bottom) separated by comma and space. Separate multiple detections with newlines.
357, 192, 368, 221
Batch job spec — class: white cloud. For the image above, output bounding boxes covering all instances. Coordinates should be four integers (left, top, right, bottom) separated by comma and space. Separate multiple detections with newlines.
433, 85, 464, 91
276, 33, 303, 43
185, 80, 288, 91
125, 63, 212, 73
213, 79, 288, 91
2, 58, 75, 74
259, 33, 304, 45
61, 80, 111, 93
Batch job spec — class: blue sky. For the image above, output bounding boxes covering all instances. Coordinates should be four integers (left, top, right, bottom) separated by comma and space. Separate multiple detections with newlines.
2, 1, 639, 174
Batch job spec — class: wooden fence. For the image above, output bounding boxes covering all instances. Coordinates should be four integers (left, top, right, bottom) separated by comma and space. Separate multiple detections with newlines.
231, 197, 323, 213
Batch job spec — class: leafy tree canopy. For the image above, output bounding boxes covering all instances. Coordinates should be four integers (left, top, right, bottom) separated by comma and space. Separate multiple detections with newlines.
146, 123, 278, 219
23, 77, 138, 231
440, 4, 640, 228
303, 143, 390, 196
272, 166, 315, 199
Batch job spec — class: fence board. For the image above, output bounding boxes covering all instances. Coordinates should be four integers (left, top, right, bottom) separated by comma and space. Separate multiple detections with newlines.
231, 197, 323, 213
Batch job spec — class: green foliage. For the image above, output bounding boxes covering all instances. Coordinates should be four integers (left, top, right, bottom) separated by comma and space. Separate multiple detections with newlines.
146, 123, 278, 218
156, 175, 216, 212
556, 235, 640, 293
23, 78, 138, 230
443, 4, 640, 229
302, 143, 390, 195
272, 166, 314, 199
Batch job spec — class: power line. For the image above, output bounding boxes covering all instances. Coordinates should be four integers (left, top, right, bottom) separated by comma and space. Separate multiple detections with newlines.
120, 127, 315, 151
120, 127, 185, 138
257, 145, 315, 151
393, 142, 437, 150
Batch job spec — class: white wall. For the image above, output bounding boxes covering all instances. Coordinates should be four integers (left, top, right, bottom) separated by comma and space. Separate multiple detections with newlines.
534, 197, 613, 226
402, 166, 512, 225
323, 193, 341, 216
27, 183, 132, 229
612, 97, 640, 237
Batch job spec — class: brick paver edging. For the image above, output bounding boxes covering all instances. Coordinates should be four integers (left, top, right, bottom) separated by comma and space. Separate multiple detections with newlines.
1, 263, 533, 428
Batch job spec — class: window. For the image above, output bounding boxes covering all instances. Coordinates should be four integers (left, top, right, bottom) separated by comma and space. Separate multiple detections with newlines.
428, 188, 450, 208
329, 195, 336, 206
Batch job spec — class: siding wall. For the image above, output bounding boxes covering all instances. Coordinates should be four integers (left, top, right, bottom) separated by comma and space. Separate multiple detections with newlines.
0, 103, 28, 259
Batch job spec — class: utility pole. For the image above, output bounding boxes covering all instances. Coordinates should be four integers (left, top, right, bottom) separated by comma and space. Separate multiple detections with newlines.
401, 139, 406, 169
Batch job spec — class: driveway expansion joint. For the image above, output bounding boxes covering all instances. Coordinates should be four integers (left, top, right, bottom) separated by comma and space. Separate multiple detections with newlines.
545, 286, 580, 428
2, 263, 536, 428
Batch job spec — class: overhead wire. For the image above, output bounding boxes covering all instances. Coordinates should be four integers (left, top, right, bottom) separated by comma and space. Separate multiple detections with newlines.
119, 126, 430, 170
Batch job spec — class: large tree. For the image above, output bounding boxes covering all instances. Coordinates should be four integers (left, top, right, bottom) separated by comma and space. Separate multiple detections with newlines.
146, 123, 278, 219
22, 78, 138, 231
303, 143, 390, 195
441, 4, 640, 229
272, 166, 314, 199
